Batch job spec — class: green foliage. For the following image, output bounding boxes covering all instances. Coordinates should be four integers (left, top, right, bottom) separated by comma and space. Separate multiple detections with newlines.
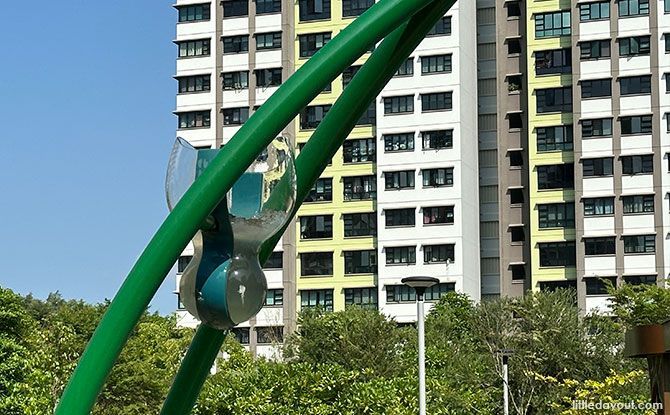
2, 284, 667, 414
608, 282, 670, 327
284, 306, 415, 378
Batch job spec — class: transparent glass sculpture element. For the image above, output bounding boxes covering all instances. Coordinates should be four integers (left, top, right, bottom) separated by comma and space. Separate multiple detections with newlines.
166, 136, 296, 329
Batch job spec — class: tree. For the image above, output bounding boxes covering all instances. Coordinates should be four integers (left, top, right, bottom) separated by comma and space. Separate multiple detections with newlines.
608, 282, 670, 327
284, 307, 415, 378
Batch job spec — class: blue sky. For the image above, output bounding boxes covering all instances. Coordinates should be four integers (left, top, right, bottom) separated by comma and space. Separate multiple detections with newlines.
0, 2, 179, 314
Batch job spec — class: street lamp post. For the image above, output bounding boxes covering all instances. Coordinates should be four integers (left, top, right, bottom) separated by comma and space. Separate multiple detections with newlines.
496, 349, 514, 415
402, 276, 440, 415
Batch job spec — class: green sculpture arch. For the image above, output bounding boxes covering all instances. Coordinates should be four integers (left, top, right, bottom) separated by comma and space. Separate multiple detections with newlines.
54, 0, 457, 413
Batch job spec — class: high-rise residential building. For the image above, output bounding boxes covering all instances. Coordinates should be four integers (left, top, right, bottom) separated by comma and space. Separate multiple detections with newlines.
172, 0, 483, 351
524, 0, 668, 313
173, 0, 670, 354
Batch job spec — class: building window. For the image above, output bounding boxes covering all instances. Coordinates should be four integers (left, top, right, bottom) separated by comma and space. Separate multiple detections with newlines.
535, 48, 572, 75
539, 280, 577, 292
177, 256, 192, 273
178, 111, 211, 129
537, 164, 574, 190
422, 168, 454, 187
255, 68, 282, 88
232, 327, 250, 344
263, 251, 283, 269
386, 283, 455, 303
421, 92, 452, 111
300, 215, 333, 239
383, 95, 414, 114
619, 36, 650, 56
666, 0, 670, 12
584, 197, 614, 216
383, 133, 414, 152
579, 39, 610, 60
300, 253, 333, 276
510, 226, 525, 242
584, 237, 616, 255
666, 34, 670, 52
177, 39, 210, 58
177, 74, 211, 93
623, 235, 655, 254
304, 178, 332, 202
507, 39, 522, 55
535, 11, 571, 38
222, 71, 249, 90
178, 4, 211, 22
394, 58, 414, 77
536, 87, 572, 113
223, 107, 249, 125
343, 138, 375, 163
581, 118, 613, 138
343, 175, 376, 201
385, 208, 415, 227
582, 157, 614, 177
536, 125, 573, 151
301, 289, 334, 311
344, 288, 377, 309
384, 170, 415, 190
356, 103, 376, 126
385, 246, 416, 264
427, 16, 452, 36
508, 113, 523, 129
581, 79, 611, 99
509, 151, 523, 167
300, 105, 331, 129
511, 264, 526, 280
585, 277, 617, 295
342, 65, 361, 88
539, 242, 576, 267
256, 0, 281, 14
344, 250, 377, 274
421, 130, 453, 150
508, 188, 523, 204
622, 195, 654, 214
343, 212, 377, 237
621, 155, 653, 175
256, 32, 282, 50
299, 32, 331, 57
342, 0, 374, 17
223, 0, 248, 17
222, 35, 249, 54
299, 0, 331, 21
619, 75, 651, 95
423, 206, 454, 225
538, 203, 575, 228
256, 326, 283, 344
421, 54, 452, 74
620, 115, 652, 135
507, 1, 521, 17
424, 244, 455, 263
580, 1, 610, 20
624, 275, 657, 285
619, 0, 649, 16
264, 289, 284, 306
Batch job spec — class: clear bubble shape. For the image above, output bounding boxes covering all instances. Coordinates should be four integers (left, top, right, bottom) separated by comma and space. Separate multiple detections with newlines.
166, 136, 296, 330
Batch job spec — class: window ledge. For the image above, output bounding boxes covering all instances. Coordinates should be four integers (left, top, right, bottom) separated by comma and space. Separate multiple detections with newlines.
623, 252, 656, 256
178, 126, 212, 131
422, 222, 454, 227
622, 211, 654, 216
303, 200, 333, 204
385, 263, 416, 267
344, 272, 376, 276
300, 274, 334, 278
584, 254, 616, 258
421, 108, 452, 113
385, 225, 416, 229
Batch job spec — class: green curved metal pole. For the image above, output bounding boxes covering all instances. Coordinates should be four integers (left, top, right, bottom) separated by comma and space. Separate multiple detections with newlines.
54, 0, 444, 413
160, 1, 456, 413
